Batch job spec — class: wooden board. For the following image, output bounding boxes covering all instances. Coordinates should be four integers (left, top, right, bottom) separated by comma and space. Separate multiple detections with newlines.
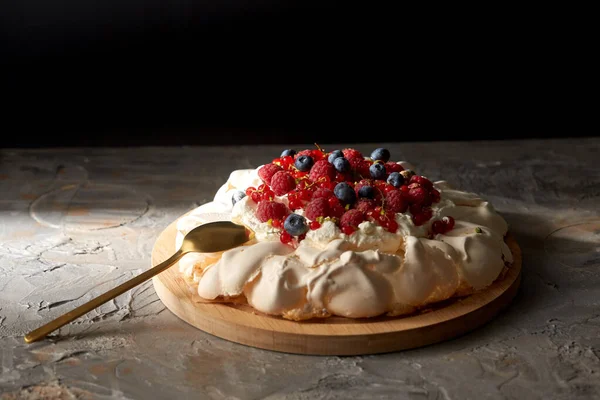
151, 217, 522, 355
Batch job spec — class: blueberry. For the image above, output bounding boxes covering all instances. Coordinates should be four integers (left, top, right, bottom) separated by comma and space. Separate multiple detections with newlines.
294, 155, 314, 171
369, 162, 387, 180
370, 148, 390, 162
327, 150, 343, 164
358, 185, 375, 199
386, 172, 404, 188
284, 213, 308, 236
334, 182, 356, 205
333, 157, 350, 173
232, 190, 246, 205
281, 149, 296, 157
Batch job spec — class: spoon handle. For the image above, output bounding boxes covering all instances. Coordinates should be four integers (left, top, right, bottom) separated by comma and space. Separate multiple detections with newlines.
24, 249, 185, 344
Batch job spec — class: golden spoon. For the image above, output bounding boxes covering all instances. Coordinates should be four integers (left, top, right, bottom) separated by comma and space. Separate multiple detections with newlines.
24, 221, 251, 344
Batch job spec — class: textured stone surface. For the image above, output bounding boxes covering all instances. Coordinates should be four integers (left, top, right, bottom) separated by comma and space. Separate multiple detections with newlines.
1, 139, 599, 399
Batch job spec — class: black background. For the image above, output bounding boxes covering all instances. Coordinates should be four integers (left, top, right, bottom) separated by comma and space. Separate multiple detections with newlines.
2, 2, 593, 147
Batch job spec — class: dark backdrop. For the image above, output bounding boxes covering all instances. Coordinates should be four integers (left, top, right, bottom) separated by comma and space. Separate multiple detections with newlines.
2, 2, 592, 147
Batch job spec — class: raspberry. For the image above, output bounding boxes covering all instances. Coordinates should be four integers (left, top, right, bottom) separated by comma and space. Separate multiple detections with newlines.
355, 198, 376, 213
270, 171, 296, 196
340, 209, 365, 228
304, 198, 331, 221
409, 175, 433, 189
385, 162, 404, 174
348, 157, 364, 171
385, 190, 408, 213
407, 187, 431, 206
357, 160, 373, 178
258, 163, 283, 185
342, 148, 363, 160
309, 159, 336, 182
256, 200, 289, 223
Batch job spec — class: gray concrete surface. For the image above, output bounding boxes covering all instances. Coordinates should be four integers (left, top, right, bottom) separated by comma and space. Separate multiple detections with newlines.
1, 139, 599, 399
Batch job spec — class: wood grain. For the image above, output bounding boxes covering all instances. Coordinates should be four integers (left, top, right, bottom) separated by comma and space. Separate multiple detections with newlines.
151, 216, 522, 355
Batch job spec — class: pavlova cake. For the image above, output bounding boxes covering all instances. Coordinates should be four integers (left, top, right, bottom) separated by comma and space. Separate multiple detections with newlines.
175, 146, 514, 320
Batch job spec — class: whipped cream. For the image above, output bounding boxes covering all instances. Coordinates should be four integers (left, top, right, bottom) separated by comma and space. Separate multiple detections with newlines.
175, 165, 513, 319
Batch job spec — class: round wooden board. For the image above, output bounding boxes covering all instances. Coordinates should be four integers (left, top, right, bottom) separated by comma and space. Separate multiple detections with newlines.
151, 216, 522, 356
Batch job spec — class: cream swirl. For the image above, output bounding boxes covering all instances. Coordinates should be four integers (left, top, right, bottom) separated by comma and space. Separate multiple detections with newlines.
175, 166, 513, 319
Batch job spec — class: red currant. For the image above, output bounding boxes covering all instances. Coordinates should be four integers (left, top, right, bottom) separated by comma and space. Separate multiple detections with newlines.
442, 216, 455, 231
430, 188, 441, 203
300, 189, 312, 201
251, 191, 261, 202
431, 220, 445, 234
387, 219, 398, 233
289, 199, 303, 210
310, 221, 321, 230
280, 231, 292, 244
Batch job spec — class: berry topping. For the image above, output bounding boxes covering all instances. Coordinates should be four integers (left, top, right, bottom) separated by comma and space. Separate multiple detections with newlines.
384, 190, 408, 213
258, 163, 283, 185
232, 190, 246, 205
369, 162, 387, 180
370, 148, 391, 162
270, 171, 296, 196
295, 155, 314, 172
280, 149, 296, 157
309, 159, 336, 182
333, 182, 357, 205
284, 213, 309, 236
332, 157, 350, 173
386, 171, 404, 188
327, 150, 344, 164
342, 148, 363, 160
358, 185, 375, 199
312, 187, 334, 199
384, 162, 404, 174
305, 197, 331, 221
340, 209, 365, 228
256, 200, 289, 223
250, 145, 437, 235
